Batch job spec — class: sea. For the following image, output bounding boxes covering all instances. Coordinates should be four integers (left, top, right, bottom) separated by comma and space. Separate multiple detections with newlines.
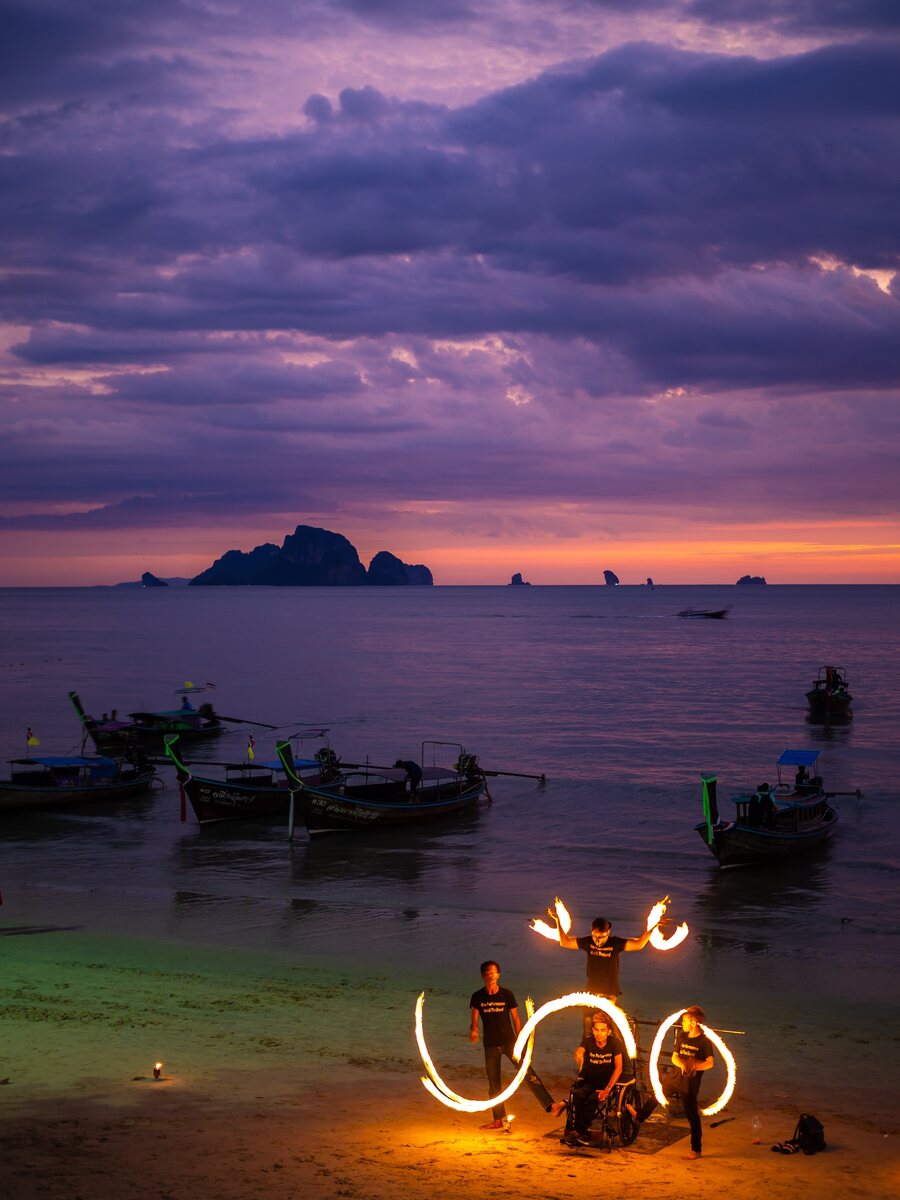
1, 584, 898, 1116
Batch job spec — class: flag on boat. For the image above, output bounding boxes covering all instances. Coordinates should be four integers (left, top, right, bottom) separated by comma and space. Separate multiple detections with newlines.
247, 735, 255, 761
26, 727, 40, 746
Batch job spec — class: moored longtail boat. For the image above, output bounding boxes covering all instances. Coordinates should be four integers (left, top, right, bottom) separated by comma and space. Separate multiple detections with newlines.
164, 733, 340, 824
276, 740, 487, 835
0, 753, 156, 813
695, 750, 844, 868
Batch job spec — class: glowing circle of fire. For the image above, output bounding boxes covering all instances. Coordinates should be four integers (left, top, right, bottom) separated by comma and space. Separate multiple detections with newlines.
513, 992, 637, 1063
648, 1009, 737, 1117
646, 896, 690, 951
415, 992, 537, 1113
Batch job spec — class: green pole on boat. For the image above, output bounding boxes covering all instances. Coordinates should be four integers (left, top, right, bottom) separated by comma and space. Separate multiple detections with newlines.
164, 734, 190, 823
276, 740, 302, 842
700, 773, 718, 847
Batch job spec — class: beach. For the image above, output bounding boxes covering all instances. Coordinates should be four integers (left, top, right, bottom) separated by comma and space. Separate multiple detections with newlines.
3, 923, 897, 1200
2, 585, 899, 1196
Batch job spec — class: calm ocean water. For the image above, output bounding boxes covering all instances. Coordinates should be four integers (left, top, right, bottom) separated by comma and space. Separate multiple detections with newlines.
2, 585, 898, 1104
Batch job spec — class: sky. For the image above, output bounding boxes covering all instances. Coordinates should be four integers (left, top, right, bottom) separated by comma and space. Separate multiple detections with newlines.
1, 0, 898, 585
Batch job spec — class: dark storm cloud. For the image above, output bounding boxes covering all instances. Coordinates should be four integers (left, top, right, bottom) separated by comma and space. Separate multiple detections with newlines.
2, 19, 899, 538
686, 0, 900, 36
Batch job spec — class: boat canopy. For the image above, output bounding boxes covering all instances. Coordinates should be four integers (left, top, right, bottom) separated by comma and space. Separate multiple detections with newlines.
776, 749, 821, 768
7, 755, 119, 768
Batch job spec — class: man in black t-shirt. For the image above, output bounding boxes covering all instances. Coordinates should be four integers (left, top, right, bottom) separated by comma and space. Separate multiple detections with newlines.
562, 1011, 625, 1144
635, 1005, 714, 1158
468, 960, 557, 1131
553, 913, 661, 1033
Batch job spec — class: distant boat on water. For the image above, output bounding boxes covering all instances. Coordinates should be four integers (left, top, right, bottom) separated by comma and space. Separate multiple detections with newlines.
678, 607, 730, 619
806, 665, 852, 721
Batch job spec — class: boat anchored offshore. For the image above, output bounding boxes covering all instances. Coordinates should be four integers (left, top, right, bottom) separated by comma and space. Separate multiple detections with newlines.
0, 752, 156, 813
806, 665, 852, 721
164, 732, 340, 824
678, 607, 730, 619
277, 740, 489, 836
70, 689, 223, 750
695, 750, 855, 868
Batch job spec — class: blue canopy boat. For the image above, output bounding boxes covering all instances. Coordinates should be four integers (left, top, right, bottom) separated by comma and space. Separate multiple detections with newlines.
0, 754, 156, 813
695, 750, 844, 868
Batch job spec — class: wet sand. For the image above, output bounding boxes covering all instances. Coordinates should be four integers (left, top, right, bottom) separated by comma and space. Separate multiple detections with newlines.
2, 928, 896, 1200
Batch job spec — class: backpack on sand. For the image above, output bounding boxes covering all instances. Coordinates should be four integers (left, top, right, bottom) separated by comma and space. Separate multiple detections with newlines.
794, 1113, 826, 1155
771, 1112, 826, 1156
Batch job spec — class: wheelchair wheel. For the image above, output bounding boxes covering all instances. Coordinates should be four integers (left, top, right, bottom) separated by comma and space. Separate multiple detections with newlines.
617, 1083, 641, 1146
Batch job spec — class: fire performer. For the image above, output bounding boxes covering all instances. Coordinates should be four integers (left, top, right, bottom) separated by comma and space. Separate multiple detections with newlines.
560, 1011, 624, 1145
634, 1005, 714, 1159
469, 960, 558, 1131
552, 913, 662, 1033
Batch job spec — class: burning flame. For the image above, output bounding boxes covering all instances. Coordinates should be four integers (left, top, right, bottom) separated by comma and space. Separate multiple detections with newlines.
554, 897, 572, 933
513, 992, 636, 1064
415, 992, 537, 1112
646, 895, 690, 951
648, 1009, 736, 1117
528, 896, 573, 942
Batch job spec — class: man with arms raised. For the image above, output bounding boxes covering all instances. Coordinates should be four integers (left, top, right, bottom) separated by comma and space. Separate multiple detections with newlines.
554, 913, 660, 1033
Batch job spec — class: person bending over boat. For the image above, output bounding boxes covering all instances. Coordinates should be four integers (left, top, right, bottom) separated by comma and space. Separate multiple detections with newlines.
551, 913, 662, 1034
559, 1011, 624, 1145
393, 758, 422, 799
469, 960, 559, 1131
633, 1005, 714, 1159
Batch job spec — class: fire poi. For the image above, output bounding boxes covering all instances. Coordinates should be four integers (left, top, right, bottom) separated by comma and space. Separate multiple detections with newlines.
646, 895, 690, 950
416, 992, 538, 1112
415, 991, 636, 1111
416, 992, 736, 1117
648, 1008, 737, 1116
529, 893, 689, 950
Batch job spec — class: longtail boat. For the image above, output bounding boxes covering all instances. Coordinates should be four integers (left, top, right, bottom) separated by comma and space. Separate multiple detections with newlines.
0, 753, 156, 813
70, 689, 226, 750
164, 733, 340, 824
806, 665, 853, 720
695, 750, 850, 868
277, 740, 487, 835
678, 607, 730, 619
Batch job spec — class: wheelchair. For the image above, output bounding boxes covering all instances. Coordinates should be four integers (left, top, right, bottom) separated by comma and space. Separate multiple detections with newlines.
559, 1076, 642, 1151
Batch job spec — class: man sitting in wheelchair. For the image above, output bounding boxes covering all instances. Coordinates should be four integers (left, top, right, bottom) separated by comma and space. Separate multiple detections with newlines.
560, 1011, 624, 1146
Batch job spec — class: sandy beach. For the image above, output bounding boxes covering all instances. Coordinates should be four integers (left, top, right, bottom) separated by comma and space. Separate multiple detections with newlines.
3, 927, 896, 1200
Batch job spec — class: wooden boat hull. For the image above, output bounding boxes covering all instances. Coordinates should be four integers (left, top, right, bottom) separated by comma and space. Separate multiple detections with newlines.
695, 809, 838, 868
805, 690, 852, 718
0, 769, 156, 813
90, 720, 222, 750
183, 776, 291, 823
297, 779, 485, 834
